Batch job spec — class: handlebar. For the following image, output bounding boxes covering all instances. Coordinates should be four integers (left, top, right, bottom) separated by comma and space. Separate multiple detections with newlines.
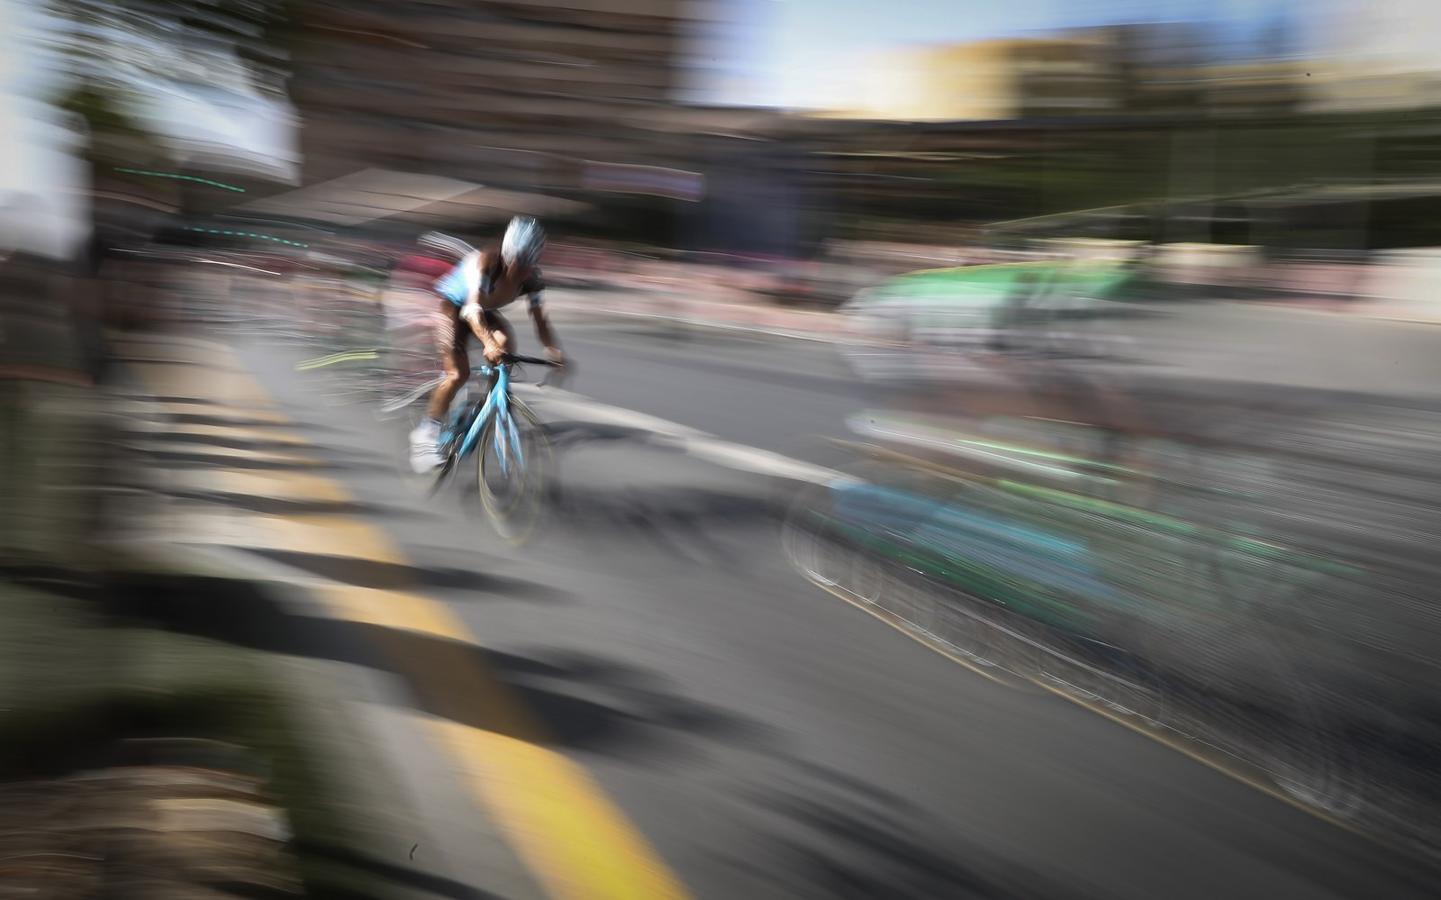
500, 353, 562, 367
469, 353, 569, 389
470, 354, 561, 375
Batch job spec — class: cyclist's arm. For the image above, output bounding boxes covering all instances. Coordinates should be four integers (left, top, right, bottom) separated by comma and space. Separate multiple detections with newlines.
457, 251, 506, 355
460, 307, 506, 359
524, 303, 556, 355
524, 273, 561, 359
457, 302, 494, 341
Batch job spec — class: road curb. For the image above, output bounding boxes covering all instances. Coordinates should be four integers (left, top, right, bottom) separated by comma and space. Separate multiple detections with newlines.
98, 540, 513, 900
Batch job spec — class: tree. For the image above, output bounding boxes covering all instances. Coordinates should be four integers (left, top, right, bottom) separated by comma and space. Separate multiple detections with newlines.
47, 0, 293, 167
45, 0, 296, 265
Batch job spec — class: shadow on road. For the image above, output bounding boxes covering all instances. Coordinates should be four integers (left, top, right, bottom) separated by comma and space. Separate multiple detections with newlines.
241, 546, 569, 601
545, 420, 652, 449
141, 427, 385, 470
739, 790, 1103, 900
139, 447, 393, 474
149, 431, 336, 456
491, 647, 771, 758
105, 572, 758, 761
545, 482, 775, 564
527, 419, 784, 562
139, 486, 436, 522
162, 412, 345, 433
295, 839, 501, 900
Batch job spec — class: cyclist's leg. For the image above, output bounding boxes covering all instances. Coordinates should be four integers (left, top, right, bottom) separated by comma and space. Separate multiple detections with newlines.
412, 305, 467, 471
426, 306, 470, 422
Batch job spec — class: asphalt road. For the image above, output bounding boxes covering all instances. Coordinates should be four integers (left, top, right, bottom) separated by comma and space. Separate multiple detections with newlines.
163, 318, 1440, 900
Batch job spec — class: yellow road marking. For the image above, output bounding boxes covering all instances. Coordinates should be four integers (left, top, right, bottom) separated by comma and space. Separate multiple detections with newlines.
307, 579, 694, 900
309, 584, 473, 642
127, 340, 694, 900
172, 468, 352, 502
130, 361, 275, 407
430, 719, 691, 900
253, 514, 405, 561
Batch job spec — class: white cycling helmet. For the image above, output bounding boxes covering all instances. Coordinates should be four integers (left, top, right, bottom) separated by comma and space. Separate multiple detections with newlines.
501, 216, 545, 268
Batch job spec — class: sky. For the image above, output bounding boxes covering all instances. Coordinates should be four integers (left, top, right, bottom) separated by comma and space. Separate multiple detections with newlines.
691, 0, 1313, 109
0, 0, 88, 258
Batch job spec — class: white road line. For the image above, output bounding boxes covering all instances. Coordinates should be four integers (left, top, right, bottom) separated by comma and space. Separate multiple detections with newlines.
524, 389, 707, 440
516, 386, 842, 485
681, 438, 840, 485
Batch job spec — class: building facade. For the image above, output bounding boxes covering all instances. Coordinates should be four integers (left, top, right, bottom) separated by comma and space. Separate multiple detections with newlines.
290, 0, 705, 195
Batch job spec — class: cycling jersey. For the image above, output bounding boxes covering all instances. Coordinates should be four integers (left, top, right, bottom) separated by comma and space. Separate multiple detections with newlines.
433, 255, 544, 311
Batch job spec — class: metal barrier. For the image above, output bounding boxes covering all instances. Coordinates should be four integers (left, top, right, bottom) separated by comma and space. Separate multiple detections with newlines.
781, 416, 1441, 859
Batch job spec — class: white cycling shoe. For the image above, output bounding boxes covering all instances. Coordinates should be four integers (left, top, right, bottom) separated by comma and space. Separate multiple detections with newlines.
409, 420, 444, 473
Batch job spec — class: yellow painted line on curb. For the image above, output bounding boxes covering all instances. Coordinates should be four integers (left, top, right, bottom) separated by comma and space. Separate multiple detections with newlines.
295, 544, 693, 900
134, 364, 277, 407
429, 718, 691, 900
306, 578, 695, 900
175, 468, 353, 503
308, 585, 475, 643
128, 340, 694, 900
260, 514, 405, 562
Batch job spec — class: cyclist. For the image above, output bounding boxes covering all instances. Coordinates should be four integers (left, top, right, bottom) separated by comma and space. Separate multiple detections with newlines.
409, 217, 564, 473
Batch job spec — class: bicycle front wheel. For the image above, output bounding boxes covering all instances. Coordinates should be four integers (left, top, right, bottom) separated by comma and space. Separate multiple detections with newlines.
477, 398, 553, 544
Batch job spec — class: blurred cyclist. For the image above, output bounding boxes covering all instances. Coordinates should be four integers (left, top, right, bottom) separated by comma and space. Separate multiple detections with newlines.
409, 217, 564, 473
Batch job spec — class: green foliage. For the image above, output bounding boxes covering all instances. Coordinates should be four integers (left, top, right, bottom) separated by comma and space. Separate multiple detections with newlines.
47, 0, 292, 134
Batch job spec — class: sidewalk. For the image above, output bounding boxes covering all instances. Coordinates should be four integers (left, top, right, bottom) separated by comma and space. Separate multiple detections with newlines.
559, 280, 1441, 345
96, 328, 550, 899
546, 286, 856, 342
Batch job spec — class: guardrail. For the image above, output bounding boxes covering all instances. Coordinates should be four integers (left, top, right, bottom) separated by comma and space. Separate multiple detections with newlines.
782, 417, 1441, 861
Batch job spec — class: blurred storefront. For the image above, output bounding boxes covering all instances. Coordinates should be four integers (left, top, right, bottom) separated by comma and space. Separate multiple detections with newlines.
290, 1, 708, 211
89, 2, 1441, 282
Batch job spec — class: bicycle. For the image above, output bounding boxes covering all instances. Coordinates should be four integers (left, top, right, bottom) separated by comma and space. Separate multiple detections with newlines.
380, 353, 562, 543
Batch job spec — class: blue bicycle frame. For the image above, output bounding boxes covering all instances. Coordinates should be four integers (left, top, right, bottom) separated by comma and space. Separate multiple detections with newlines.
443, 362, 525, 477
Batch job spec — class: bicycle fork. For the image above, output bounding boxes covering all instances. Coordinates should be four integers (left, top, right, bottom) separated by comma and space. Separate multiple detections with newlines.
454, 364, 524, 475
491, 382, 526, 477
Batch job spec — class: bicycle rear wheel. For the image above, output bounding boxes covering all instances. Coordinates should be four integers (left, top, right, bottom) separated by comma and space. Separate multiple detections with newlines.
477, 398, 552, 543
